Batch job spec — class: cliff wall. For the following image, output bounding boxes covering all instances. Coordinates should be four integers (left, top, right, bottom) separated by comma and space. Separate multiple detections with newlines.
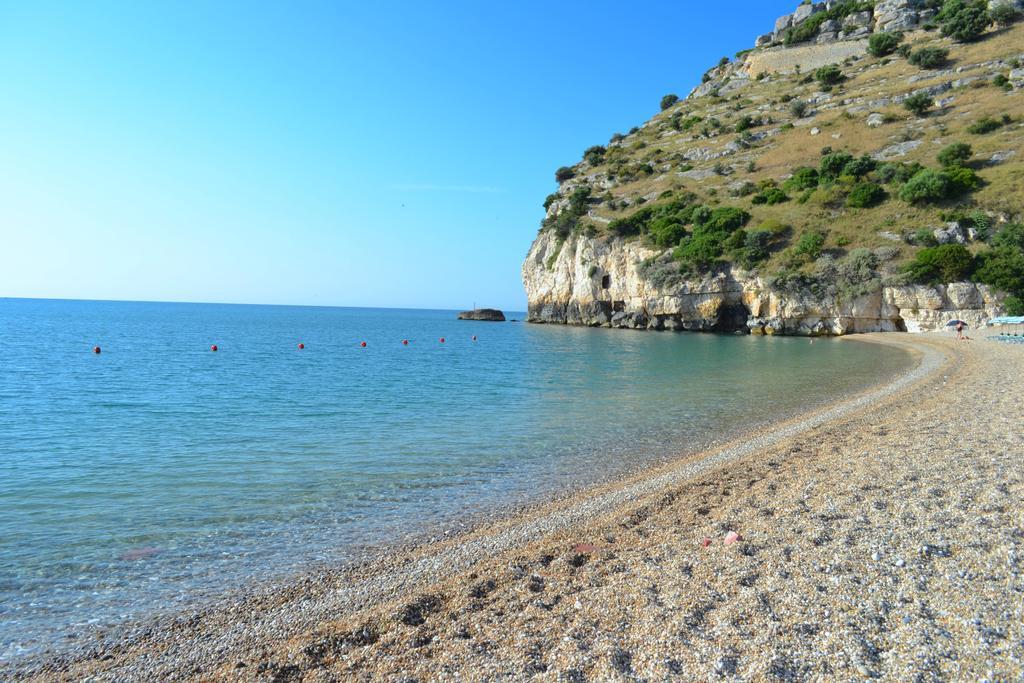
523, 231, 1003, 335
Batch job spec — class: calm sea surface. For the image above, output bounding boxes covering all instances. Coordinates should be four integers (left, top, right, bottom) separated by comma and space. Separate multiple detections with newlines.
0, 298, 912, 658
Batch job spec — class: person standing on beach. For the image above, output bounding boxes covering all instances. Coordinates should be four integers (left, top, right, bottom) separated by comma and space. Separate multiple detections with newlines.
956, 321, 964, 340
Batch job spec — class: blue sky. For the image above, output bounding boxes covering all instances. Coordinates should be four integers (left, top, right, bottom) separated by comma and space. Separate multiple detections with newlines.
0, 1, 793, 311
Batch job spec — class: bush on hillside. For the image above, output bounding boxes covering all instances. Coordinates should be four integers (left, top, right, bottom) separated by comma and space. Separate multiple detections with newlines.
967, 116, 1004, 134
899, 169, 952, 203
992, 222, 1024, 250
660, 94, 680, 111
974, 246, 1024, 298
903, 243, 974, 283
732, 230, 774, 269
793, 230, 827, 261
908, 46, 950, 68
790, 99, 808, 117
752, 187, 789, 205
842, 155, 877, 178
938, 0, 990, 42
784, 166, 820, 191
946, 165, 981, 193
990, 1, 1023, 27
904, 93, 935, 116
555, 166, 575, 183
784, 1, 875, 45
815, 64, 845, 87
877, 161, 924, 185
846, 182, 886, 208
937, 142, 973, 167
583, 145, 606, 165
820, 151, 855, 181
868, 32, 903, 57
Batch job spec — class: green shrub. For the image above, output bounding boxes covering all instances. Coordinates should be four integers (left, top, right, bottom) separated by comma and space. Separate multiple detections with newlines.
877, 161, 924, 185
793, 230, 827, 260
734, 230, 773, 269
820, 151, 855, 181
609, 132, 625, 143
992, 223, 1024, 250
868, 32, 903, 57
946, 165, 981, 192
734, 115, 761, 133
660, 94, 680, 111
648, 215, 689, 248
990, 1, 1023, 27
583, 145, 606, 165
993, 74, 1012, 90
815, 64, 845, 87
938, 0, 990, 42
974, 247, 1024, 298
967, 116, 1004, 134
784, 166, 820, 191
555, 166, 575, 183
543, 193, 559, 210
904, 93, 934, 116
937, 142, 973, 167
908, 46, 950, 68
842, 155, 877, 178
846, 182, 886, 208
904, 243, 974, 283
752, 187, 789, 205
1005, 296, 1024, 315
899, 169, 952, 203
790, 99, 808, 117
674, 231, 726, 270
702, 206, 750, 233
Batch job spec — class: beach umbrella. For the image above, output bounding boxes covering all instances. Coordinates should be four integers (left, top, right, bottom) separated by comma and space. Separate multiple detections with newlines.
945, 320, 968, 328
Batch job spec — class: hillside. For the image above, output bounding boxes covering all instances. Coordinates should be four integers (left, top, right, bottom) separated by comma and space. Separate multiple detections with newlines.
524, 0, 1024, 334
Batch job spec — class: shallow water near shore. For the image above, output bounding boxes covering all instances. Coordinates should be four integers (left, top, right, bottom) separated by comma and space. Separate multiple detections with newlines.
0, 298, 912, 658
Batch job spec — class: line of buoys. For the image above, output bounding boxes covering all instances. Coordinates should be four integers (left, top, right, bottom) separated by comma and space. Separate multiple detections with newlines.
91, 336, 481, 354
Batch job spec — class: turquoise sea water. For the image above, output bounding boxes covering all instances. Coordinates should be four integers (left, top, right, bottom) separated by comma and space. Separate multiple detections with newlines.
0, 298, 912, 658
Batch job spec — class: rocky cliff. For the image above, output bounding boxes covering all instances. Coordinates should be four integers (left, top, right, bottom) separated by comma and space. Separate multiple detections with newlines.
521, 1, 1023, 335
523, 230, 1003, 334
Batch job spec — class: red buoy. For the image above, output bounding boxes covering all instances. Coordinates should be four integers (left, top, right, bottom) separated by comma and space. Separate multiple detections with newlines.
360, 341, 367, 348
210, 345, 218, 352
297, 343, 305, 350
93, 346, 101, 354
402, 339, 409, 345
439, 337, 445, 343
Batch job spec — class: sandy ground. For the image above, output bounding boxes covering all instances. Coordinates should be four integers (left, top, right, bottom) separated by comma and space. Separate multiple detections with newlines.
8, 334, 1023, 682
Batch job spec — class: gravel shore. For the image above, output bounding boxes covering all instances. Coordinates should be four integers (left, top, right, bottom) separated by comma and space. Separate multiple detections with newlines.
8, 334, 1023, 681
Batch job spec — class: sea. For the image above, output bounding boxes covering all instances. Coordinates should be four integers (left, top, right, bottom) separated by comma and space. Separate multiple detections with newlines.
0, 298, 912, 659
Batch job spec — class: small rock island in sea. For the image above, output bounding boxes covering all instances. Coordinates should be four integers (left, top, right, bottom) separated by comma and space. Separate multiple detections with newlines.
457, 308, 506, 321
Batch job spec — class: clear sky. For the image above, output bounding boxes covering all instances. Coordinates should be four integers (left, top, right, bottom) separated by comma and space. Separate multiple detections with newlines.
0, 1, 793, 311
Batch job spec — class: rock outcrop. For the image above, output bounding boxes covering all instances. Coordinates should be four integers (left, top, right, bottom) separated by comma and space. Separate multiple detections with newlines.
457, 308, 506, 322
522, 232, 1003, 336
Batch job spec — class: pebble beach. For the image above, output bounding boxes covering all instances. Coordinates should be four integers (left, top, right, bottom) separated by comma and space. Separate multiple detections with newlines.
8, 334, 1023, 681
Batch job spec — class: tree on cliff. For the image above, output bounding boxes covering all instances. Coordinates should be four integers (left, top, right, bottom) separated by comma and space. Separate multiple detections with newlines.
660, 94, 679, 111
938, 0, 990, 42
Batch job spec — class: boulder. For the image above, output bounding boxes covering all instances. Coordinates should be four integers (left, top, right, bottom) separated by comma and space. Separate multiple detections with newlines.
933, 222, 968, 244
874, 0, 922, 32
458, 308, 506, 321
844, 10, 874, 27
793, 2, 824, 24
866, 112, 885, 127
756, 33, 775, 47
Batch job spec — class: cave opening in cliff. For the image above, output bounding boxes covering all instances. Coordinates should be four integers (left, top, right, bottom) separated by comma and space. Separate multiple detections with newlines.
601, 274, 611, 290
714, 303, 751, 333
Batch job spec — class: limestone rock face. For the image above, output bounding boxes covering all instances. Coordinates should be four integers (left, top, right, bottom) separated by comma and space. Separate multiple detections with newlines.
522, 232, 1004, 336
874, 0, 923, 32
